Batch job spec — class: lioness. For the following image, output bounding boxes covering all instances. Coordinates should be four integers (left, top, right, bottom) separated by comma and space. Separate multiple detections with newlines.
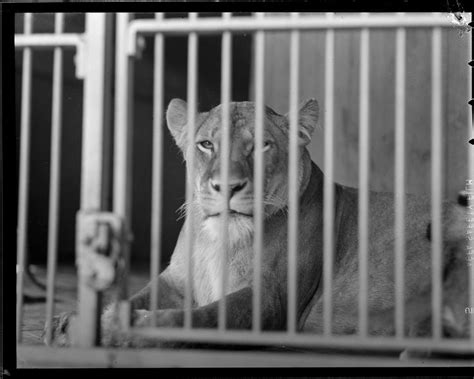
51, 98, 470, 350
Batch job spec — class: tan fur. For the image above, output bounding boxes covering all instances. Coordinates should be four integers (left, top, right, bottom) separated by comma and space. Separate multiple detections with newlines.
49, 98, 470, 349
156, 98, 469, 338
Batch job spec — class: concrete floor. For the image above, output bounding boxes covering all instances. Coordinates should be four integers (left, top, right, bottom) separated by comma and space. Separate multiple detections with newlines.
20, 264, 149, 345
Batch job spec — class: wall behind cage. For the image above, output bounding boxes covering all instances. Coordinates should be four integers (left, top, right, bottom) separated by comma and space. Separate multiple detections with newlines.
259, 23, 469, 199
15, 13, 253, 264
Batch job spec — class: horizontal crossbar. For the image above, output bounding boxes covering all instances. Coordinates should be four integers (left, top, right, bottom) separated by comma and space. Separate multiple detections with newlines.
129, 327, 474, 354
127, 13, 467, 54
14, 33, 83, 49
17, 345, 474, 367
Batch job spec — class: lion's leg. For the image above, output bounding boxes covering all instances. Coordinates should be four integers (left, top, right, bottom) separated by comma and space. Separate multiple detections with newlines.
128, 274, 184, 311
47, 272, 185, 347
133, 285, 285, 331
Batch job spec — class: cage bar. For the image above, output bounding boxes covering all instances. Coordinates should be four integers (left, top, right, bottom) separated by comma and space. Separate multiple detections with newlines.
394, 18, 406, 340
44, 12, 65, 346
358, 19, 370, 338
113, 13, 134, 331
76, 13, 109, 347
14, 33, 82, 49
430, 25, 443, 340
218, 12, 232, 332
16, 12, 33, 344
130, 327, 474, 353
127, 14, 456, 53
287, 12, 300, 334
252, 12, 265, 333
184, 12, 199, 330
150, 12, 165, 327
15, 11, 473, 358
323, 12, 335, 337
469, 30, 474, 341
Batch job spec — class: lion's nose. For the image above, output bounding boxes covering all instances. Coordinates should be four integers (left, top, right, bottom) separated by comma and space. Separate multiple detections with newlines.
210, 178, 248, 197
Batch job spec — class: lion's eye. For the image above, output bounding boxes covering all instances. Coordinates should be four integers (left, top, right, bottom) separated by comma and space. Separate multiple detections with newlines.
197, 140, 214, 152
252, 141, 272, 155
263, 141, 272, 152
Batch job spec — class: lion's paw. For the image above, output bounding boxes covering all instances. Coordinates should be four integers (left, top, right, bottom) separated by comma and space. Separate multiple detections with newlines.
133, 309, 184, 328
43, 311, 76, 347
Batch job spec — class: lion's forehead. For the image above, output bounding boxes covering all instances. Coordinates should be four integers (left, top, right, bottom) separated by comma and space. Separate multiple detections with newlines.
198, 102, 285, 142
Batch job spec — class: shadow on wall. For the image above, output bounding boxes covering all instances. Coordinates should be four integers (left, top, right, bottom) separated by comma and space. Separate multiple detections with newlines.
15, 13, 252, 266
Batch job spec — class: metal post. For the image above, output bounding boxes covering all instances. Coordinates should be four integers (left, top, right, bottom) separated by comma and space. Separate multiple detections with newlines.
431, 24, 443, 341
184, 12, 199, 330
323, 12, 335, 337
16, 12, 33, 344
76, 13, 109, 347
253, 12, 265, 333
219, 12, 232, 332
45, 12, 65, 346
114, 13, 134, 329
287, 12, 300, 335
150, 12, 165, 327
394, 16, 406, 339
358, 14, 370, 338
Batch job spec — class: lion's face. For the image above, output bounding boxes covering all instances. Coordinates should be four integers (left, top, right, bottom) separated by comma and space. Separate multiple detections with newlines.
166, 99, 318, 243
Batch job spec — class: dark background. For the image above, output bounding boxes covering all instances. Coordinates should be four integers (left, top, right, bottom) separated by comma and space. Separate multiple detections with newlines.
15, 12, 253, 267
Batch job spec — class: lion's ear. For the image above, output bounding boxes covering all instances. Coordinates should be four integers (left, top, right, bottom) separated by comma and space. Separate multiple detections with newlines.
297, 98, 319, 146
166, 98, 189, 150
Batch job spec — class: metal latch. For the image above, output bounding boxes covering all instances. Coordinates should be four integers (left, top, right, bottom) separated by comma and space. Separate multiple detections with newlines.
76, 211, 127, 291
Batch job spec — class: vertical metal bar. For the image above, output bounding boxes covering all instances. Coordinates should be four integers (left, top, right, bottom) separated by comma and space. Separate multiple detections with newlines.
150, 12, 165, 327
431, 24, 443, 340
323, 12, 335, 337
45, 12, 64, 346
287, 12, 300, 335
101, 15, 115, 211
76, 13, 108, 347
394, 16, 406, 339
16, 12, 33, 344
184, 12, 199, 330
114, 13, 134, 328
253, 12, 265, 333
358, 14, 370, 338
218, 12, 232, 332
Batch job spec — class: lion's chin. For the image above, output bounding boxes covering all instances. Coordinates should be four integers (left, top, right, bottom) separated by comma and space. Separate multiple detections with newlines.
201, 214, 254, 247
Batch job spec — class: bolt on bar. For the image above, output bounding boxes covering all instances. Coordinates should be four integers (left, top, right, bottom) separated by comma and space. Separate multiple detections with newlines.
16, 12, 33, 344
358, 16, 370, 338
218, 12, 232, 332
44, 12, 65, 346
323, 12, 335, 337
394, 15, 406, 340
430, 24, 443, 341
253, 12, 265, 334
184, 12, 199, 330
287, 12, 300, 335
150, 12, 165, 327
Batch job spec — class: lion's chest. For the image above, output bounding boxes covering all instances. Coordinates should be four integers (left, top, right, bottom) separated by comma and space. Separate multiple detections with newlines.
192, 241, 253, 307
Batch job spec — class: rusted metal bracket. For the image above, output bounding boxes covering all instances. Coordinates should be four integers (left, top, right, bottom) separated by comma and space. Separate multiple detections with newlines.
75, 211, 132, 343
76, 211, 126, 291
